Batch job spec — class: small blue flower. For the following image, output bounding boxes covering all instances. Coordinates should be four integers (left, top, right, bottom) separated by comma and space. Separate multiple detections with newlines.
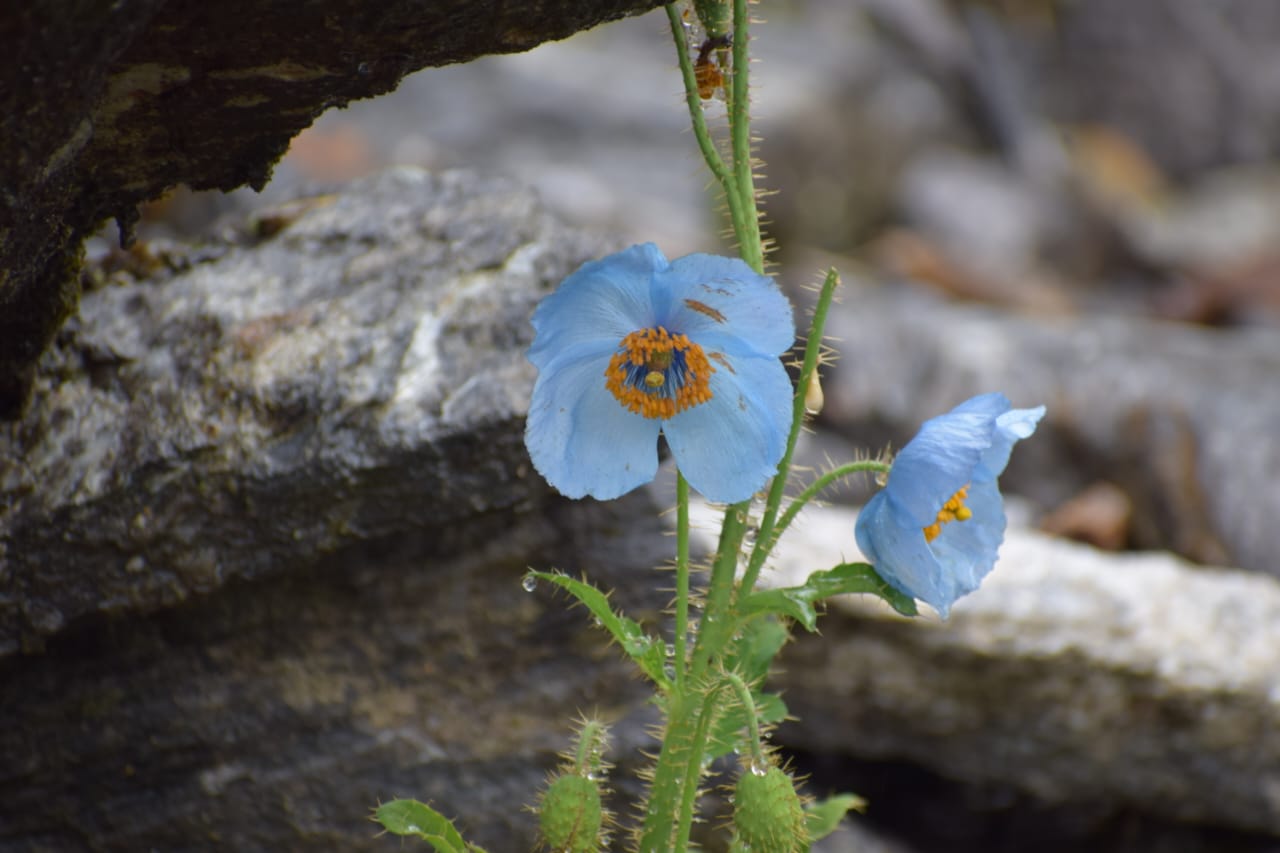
855, 393, 1045, 618
525, 243, 795, 503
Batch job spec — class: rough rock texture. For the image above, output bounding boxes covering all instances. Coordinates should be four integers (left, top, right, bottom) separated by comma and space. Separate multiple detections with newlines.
814, 277, 1280, 578
0, 0, 665, 418
730, 501, 1280, 838
1, 167, 614, 657
0, 168, 673, 849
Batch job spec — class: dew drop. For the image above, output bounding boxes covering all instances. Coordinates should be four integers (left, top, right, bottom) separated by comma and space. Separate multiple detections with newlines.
750, 759, 768, 776
522, 576, 537, 592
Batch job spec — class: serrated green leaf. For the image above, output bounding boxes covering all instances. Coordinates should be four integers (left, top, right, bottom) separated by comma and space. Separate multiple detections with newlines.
374, 799, 487, 852
528, 571, 672, 689
740, 562, 917, 630
804, 793, 866, 841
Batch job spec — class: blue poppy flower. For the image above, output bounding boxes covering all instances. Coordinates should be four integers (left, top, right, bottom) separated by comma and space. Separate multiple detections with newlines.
525, 243, 795, 503
855, 393, 1045, 618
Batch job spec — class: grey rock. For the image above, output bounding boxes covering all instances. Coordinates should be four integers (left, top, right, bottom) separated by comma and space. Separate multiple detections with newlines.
0, 167, 611, 656
816, 276, 1280, 576
749, 501, 1280, 836
0, 0, 666, 418
0, 167, 678, 850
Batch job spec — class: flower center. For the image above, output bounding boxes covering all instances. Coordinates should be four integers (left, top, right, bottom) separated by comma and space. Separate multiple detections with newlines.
605, 326, 714, 420
922, 485, 973, 542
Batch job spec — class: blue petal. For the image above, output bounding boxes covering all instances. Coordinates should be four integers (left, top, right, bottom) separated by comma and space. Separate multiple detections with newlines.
855, 492, 952, 613
657, 254, 795, 357
524, 344, 661, 500
926, 479, 1006, 605
974, 405, 1046, 482
662, 348, 792, 504
527, 243, 666, 369
884, 393, 1010, 526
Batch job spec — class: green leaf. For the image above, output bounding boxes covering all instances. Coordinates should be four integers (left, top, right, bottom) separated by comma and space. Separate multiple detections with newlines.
373, 800, 488, 852
804, 793, 866, 842
739, 562, 917, 630
527, 571, 671, 690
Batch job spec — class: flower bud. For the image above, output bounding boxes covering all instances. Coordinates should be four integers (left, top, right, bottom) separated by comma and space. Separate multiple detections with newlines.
538, 773, 603, 853
732, 766, 808, 853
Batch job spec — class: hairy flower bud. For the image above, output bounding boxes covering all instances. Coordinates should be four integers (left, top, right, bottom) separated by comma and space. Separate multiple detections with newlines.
538, 774, 603, 853
732, 766, 808, 853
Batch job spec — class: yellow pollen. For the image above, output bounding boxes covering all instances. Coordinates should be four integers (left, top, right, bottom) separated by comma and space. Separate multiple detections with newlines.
922, 485, 972, 543
604, 327, 715, 420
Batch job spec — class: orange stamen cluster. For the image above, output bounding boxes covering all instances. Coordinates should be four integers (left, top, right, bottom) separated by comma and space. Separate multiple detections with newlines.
922, 485, 974, 542
605, 327, 714, 420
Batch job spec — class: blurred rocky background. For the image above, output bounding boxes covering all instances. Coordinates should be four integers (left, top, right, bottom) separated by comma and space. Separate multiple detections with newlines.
6, 0, 1280, 850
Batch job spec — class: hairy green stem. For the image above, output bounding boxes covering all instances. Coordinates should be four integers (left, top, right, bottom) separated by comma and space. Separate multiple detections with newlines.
721, 670, 766, 769
637, 692, 697, 853
769, 459, 891, 560
664, 4, 750, 245
690, 500, 747, 681
644, 2, 768, 849
674, 470, 690, 690
728, 0, 762, 272
673, 681, 727, 845
738, 268, 841, 597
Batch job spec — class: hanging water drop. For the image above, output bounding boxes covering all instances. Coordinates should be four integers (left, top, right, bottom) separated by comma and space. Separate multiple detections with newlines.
522, 575, 537, 592
749, 758, 768, 776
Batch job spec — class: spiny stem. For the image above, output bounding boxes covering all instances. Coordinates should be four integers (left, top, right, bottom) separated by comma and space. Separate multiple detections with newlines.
664, 4, 750, 245
673, 681, 727, 845
636, 691, 699, 852
765, 459, 892, 566
728, 0, 762, 273
690, 500, 748, 682
738, 268, 841, 597
674, 470, 691, 690
722, 670, 766, 769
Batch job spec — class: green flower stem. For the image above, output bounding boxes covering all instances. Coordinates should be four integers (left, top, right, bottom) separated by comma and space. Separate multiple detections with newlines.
668, 671, 763, 845
638, 502, 746, 850
728, 0, 762, 273
645, 2, 768, 849
675, 470, 691, 690
690, 500, 748, 682
737, 268, 841, 598
722, 670, 766, 770
674, 680, 728, 846
766, 459, 892, 561
663, 4, 751, 250
636, 691, 697, 852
